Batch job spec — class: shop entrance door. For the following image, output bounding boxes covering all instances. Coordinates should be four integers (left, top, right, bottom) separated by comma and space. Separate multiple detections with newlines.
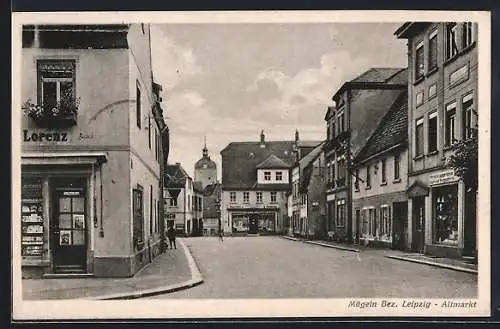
248, 215, 258, 234
411, 197, 425, 253
51, 178, 87, 273
392, 201, 407, 251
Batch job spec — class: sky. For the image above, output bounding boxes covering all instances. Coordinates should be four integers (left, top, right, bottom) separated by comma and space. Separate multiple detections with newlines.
150, 23, 407, 178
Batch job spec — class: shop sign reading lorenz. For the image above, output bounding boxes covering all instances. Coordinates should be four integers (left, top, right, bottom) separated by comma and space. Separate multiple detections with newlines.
429, 169, 459, 186
23, 130, 69, 142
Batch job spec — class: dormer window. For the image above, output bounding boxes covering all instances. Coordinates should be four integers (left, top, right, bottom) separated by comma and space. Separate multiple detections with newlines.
264, 171, 271, 181
275, 172, 282, 181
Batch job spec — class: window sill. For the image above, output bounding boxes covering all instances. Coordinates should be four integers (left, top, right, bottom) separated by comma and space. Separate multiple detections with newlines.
413, 155, 425, 161
393, 178, 401, 184
426, 66, 438, 77
354, 188, 360, 192
444, 42, 476, 67
365, 186, 371, 190
380, 181, 387, 186
443, 145, 454, 152
426, 150, 439, 157
413, 76, 425, 86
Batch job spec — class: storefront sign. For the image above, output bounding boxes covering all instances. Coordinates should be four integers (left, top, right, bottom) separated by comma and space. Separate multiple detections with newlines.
429, 169, 459, 186
23, 130, 69, 142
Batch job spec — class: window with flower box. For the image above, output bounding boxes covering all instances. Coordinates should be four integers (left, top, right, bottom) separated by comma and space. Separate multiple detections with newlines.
25, 60, 79, 127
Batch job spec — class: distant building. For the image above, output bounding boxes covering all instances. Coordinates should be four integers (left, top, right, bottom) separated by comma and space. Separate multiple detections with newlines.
290, 142, 326, 238
202, 182, 222, 236
192, 182, 204, 236
324, 67, 408, 243
20, 24, 167, 278
352, 93, 409, 250
220, 130, 321, 235
194, 138, 217, 190
164, 163, 195, 236
395, 22, 478, 258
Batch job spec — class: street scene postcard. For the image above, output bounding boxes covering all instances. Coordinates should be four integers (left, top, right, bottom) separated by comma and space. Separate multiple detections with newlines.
11, 10, 491, 320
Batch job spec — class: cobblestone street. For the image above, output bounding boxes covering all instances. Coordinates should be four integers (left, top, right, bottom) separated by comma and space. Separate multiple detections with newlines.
148, 236, 477, 299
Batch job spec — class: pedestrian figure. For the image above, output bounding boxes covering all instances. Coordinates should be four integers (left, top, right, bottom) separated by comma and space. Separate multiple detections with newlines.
167, 225, 177, 249
218, 227, 224, 243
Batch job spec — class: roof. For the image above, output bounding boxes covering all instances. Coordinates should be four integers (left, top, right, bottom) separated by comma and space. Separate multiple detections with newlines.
164, 163, 189, 188
331, 67, 407, 102
298, 143, 324, 192
203, 182, 222, 197
195, 156, 217, 169
394, 22, 432, 39
354, 91, 408, 164
297, 140, 323, 148
299, 142, 324, 170
251, 183, 290, 191
221, 140, 297, 189
350, 68, 405, 84
256, 154, 291, 169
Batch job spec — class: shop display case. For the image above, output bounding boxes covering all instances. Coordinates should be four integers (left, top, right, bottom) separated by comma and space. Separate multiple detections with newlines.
21, 199, 44, 256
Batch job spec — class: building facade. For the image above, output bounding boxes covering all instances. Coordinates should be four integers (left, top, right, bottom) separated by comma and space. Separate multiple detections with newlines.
192, 182, 204, 236
220, 131, 319, 235
164, 163, 194, 236
352, 96, 409, 250
396, 22, 478, 258
324, 68, 408, 243
20, 24, 167, 278
291, 142, 325, 238
201, 182, 222, 236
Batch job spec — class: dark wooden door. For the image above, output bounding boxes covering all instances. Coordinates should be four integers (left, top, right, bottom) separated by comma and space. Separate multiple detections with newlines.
51, 178, 87, 273
412, 197, 425, 253
248, 215, 258, 234
392, 201, 408, 251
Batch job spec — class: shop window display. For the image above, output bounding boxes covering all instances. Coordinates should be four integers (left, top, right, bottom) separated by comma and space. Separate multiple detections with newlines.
21, 177, 44, 257
232, 215, 249, 232
433, 185, 459, 245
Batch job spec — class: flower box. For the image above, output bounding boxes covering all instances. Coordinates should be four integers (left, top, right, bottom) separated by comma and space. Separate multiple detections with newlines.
31, 113, 77, 128
23, 97, 80, 128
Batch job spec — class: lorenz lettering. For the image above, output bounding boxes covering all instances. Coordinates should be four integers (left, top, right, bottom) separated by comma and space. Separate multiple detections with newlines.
23, 130, 68, 142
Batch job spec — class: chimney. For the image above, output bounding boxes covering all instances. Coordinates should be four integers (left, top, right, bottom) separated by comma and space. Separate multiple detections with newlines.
260, 130, 265, 148
295, 129, 299, 143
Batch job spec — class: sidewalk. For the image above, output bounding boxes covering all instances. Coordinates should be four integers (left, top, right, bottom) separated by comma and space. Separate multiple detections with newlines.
281, 235, 478, 275
22, 238, 203, 300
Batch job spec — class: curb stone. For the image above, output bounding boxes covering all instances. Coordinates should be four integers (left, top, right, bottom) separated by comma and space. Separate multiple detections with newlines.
386, 255, 478, 275
85, 238, 204, 300
303, 240, 360, 253
281, 235, 359, 252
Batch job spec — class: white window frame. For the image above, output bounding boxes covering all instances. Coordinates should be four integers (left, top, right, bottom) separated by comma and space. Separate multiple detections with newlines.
230, 192, 236, 203
445, 102, 457, 146
270, 191, 277, 203
264, 171, 271, 181
256, 192, 263, 204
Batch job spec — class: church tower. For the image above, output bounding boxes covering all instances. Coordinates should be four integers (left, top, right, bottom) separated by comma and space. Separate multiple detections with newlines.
194, 137, 217, 189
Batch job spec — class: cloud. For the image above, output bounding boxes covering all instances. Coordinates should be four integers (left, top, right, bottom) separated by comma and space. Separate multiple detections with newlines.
245, 49, 372, 126
150, 26, 203, 91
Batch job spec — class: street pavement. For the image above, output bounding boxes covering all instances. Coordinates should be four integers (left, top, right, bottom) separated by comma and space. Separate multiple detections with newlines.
147, 236, 477, 299
23, 245, 192, 300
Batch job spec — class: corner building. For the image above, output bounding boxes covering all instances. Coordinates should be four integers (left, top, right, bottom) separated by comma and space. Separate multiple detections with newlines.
20, 24, 167, 278
395, 22, 478, 258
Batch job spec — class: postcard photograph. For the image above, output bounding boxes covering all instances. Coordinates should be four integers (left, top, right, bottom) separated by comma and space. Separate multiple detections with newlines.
11, 10, 491, 320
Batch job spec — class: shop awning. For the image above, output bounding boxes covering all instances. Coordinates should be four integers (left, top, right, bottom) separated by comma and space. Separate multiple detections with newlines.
21, 152, 108, 166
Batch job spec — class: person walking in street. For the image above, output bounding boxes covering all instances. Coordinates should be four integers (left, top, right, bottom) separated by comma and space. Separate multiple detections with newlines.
218, 227, 224, 243
167, 225, 177, 249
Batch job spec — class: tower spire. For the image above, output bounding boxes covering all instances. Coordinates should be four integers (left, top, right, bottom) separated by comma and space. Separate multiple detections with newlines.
202, 136, 208, 157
